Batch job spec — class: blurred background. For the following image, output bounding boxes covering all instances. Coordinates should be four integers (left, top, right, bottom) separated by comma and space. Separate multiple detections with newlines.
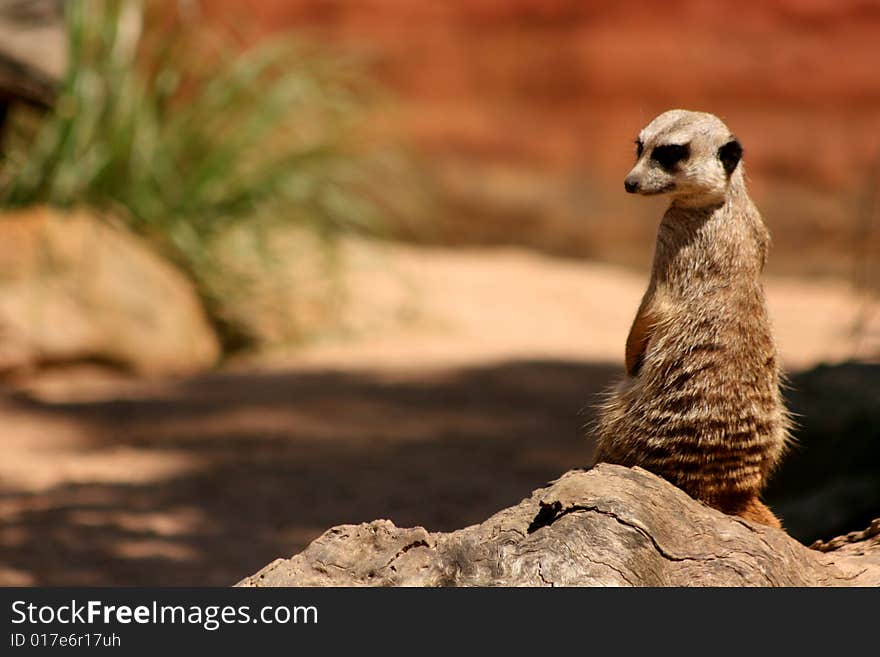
0, 0, 878, 585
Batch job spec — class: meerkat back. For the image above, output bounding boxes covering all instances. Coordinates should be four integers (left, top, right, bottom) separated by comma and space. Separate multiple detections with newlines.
593, 109, 790, 528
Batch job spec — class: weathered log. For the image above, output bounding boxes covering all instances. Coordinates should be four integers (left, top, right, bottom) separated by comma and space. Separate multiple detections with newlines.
237, 464, 880, 587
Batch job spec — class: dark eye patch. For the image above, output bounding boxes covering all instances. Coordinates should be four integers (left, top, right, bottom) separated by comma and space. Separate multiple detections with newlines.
635, 139, 644, 158
718, 139, 742, 176
650, 143, 690, 170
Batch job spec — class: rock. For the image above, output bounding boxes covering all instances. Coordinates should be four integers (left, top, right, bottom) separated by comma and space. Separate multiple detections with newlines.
205, 230, 422, 348
237, 464, 880, 587
0, 206, 220, 376
204, 225, 347, 347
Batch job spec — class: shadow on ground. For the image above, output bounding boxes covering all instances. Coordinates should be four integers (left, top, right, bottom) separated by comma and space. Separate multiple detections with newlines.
0, 360, 611, 585
0, 360, 877, 585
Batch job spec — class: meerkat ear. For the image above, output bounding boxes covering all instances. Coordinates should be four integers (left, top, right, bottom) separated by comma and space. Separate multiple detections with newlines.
718, 139, 742, 176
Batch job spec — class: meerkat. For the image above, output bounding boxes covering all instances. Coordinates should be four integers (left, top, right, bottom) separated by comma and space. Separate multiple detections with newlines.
593, 109, 790, 528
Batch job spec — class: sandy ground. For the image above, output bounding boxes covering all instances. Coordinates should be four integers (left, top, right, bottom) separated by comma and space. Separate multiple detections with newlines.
260, 242, 879, 371
1, 244, 877, 585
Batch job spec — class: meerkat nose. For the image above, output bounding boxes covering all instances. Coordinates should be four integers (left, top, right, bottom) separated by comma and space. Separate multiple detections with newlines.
624, 177, 640, 193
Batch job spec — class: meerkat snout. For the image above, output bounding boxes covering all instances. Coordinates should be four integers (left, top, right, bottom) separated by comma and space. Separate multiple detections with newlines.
624, 109, 743, 206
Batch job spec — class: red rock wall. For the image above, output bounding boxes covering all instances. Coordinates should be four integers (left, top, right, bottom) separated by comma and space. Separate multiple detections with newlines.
197, 0, 880, 275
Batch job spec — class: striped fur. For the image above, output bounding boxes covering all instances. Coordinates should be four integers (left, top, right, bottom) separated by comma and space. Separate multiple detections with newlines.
594, 110, 791, 526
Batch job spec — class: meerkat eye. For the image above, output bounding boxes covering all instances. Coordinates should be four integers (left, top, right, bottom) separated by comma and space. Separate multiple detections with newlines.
635, 139, 644, 158
718, 139, 743, 176
650, 143, 690, 170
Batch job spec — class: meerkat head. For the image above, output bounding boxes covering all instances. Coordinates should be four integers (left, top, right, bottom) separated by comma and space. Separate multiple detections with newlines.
624, 109, 743, 206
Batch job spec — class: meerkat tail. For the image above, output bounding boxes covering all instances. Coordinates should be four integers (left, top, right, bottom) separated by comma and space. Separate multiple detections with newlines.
733, 497, 782, 528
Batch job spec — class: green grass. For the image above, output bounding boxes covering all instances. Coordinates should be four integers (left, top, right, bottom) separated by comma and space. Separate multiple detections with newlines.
0, 0, 392, 349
